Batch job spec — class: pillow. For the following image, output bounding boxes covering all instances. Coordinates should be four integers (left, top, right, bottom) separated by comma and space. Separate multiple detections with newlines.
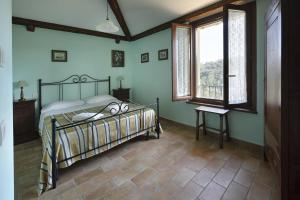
84, 95, 118, 105
42, 100, 85, 113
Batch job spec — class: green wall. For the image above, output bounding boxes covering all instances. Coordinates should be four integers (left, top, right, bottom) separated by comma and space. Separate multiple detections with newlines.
130, 0, 271, 146
0, 0, 14, 199
12, 0, 270, 146
13, 25, 132, 105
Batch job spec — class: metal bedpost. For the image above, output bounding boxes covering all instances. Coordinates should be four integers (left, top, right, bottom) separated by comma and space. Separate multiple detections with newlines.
51, 118, 57, 189
156, 97, 160, 139
38, 79, 42, 116
108, 76, 111, 95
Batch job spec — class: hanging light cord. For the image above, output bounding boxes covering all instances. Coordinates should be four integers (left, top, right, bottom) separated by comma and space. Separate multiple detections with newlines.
106, 0, 109, 20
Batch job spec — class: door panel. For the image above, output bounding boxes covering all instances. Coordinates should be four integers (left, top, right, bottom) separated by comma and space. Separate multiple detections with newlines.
265, 0, 281, 184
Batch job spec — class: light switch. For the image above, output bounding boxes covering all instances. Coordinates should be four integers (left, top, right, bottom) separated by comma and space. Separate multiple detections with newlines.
0, 47, 4, 68
0, 120, 6, 146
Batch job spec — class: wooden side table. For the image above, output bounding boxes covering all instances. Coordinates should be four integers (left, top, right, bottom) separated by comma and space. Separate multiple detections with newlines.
112, 88, 130, 102
195, 106, 230, 148
13, 99, 37, 145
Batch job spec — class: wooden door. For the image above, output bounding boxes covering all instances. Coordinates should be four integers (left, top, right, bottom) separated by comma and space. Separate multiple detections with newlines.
281, 0, 300, 199
266, 0, 300, 199
265, 0, 281, 186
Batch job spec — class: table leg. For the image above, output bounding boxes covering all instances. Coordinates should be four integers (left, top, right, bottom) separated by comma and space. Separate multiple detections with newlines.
225, 114, 230, 142
219, 115, 224, 149
146, 131, 150, 140
202, 111, 207, 135
196, 111, 200, 140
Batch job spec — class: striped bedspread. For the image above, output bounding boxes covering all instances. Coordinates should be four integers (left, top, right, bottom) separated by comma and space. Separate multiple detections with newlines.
38, 104, 156, 194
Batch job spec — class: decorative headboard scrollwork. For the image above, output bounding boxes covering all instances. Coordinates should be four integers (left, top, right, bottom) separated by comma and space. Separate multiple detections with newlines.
50, 74, 105, 84
38, 74, 111, 115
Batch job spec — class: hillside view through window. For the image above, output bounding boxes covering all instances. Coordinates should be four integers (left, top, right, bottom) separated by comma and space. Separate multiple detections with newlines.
196, 20, 224, 100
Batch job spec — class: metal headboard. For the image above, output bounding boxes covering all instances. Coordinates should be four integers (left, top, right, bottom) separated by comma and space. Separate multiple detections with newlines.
38, 74, 111, 115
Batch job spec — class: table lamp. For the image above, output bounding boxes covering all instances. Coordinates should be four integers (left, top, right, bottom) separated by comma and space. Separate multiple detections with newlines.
17, 80, 28, 101
116, 76, 124, 89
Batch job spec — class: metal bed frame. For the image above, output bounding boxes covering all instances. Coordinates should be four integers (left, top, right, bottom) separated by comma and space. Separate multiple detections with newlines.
38, 74, 160, 189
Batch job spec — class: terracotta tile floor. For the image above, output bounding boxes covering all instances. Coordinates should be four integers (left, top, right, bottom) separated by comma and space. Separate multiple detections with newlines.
14, 119, 280, 200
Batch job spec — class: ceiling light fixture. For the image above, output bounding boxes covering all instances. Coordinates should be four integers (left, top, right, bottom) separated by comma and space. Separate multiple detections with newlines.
96, 0, 119, 33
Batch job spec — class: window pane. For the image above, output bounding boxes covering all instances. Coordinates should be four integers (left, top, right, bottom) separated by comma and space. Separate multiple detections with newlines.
228, 9, 247, 104
196, 21, 223, 100
175, 27, 191, 97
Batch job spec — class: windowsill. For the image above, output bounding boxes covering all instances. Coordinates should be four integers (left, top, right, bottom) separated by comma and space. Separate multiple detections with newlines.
232, 107, 258, 114
186, 100, 258, 114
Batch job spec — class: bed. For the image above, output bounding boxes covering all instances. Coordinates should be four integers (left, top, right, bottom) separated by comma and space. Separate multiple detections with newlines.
37, 74, 160, 194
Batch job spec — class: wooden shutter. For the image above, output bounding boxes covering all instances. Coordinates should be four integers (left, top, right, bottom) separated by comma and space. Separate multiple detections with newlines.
172, 23, 192, 101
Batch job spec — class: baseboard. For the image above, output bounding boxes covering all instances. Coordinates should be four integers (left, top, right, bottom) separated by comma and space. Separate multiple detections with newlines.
160, 117, 264, 157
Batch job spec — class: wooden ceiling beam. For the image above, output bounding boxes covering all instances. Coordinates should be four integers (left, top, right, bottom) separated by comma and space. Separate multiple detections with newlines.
131, 0, 240, 41
108, 0, 131, 40
12, 17, 129, 41
12, 0, 246, 42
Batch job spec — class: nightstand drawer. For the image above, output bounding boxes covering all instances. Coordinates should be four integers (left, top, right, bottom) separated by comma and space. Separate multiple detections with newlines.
13, 99, 37, 145
14, 106, 34, 120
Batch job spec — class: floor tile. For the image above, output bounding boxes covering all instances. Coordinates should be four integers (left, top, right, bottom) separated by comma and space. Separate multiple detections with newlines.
205, 158, 225, 173
213, 168, 236, 188
254, 162, 274, 187
222, 181, 248, 200
131, 168, 158, 187
242, 157, 260, 172
176, 181, 204, 200
192, 168, 216, 187
223, 156, 242, 173
172, 167, 196, 187
198, 182, 226, 200
246, 181, 272, 200
234, 168, 254, 188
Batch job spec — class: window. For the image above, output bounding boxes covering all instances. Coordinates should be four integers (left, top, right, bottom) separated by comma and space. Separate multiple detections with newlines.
172, 2, 256, 111
195, 20, 224, 101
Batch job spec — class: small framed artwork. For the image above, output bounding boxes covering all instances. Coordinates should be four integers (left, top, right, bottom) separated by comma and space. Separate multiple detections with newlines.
141, 53, 149, 63
158, 49, 168, 60
52, 50, 67, 62
112, 50, 125, 67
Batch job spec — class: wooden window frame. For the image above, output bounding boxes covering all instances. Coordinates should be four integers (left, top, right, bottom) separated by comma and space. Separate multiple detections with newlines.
190, 13, 224, 107
223, 2, 257, 111
185, 2, 257, 112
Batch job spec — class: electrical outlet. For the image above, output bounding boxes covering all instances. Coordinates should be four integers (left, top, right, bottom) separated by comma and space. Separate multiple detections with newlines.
0, 47, 4, 68
0, 120, 6, 146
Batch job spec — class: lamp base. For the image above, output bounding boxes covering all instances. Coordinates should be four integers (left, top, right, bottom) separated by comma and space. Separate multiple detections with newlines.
19, 87, 25, 101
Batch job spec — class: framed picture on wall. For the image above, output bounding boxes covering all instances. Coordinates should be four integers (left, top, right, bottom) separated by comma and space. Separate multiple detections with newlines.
52, 50, 67, 62
158, 49, 168, 60
112, 50, 125, 67
141, 53, 149, 63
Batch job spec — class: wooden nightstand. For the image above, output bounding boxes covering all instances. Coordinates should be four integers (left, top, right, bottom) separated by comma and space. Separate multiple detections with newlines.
13, 99, 37, 145
112, 88, 130, 102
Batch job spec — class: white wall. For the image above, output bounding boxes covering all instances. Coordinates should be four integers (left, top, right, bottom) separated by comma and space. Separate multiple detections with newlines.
0, 0, 14, 199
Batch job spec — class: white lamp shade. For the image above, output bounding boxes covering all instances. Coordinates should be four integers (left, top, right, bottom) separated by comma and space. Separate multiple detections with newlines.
17, 80, 28, 88
96, 19, 119, 33
117, 76, 125, 81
